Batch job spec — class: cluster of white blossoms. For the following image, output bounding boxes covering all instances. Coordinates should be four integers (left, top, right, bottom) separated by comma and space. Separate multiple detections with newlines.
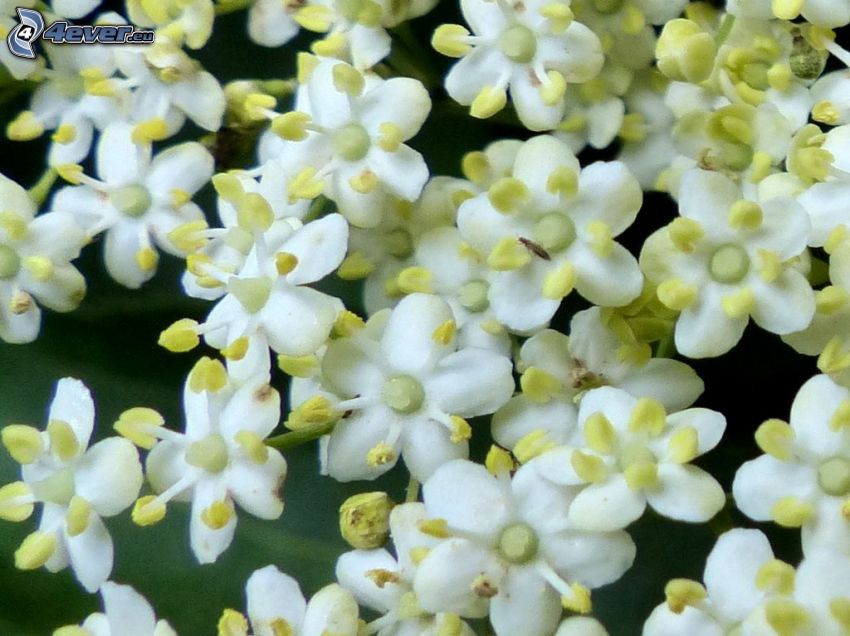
1, 0, 850, 633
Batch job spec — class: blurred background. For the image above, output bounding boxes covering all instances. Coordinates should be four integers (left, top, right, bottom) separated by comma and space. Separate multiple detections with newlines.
0, 1, 826, 633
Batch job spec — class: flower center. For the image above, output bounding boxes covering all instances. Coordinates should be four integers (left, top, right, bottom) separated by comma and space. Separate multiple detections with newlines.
709, 244, 750, 284
499, 24, 537, 64
186, 434, 229, 473
592, 0, 625, 13
817, 456, 850, 496
385, 229, 413, 259
457, 280, 490, 312
382, 375, 425, 414
110, 184, 152, 218
497, 522, 539, 564
31, 467, 75, 506
533, 213, 576, 253
333, 123, 371, 162
0, 245, 21, 280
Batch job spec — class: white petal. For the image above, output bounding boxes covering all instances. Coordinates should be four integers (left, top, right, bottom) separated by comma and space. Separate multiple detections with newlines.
261, 285, 339, 357
48, 377, 95, 450
509, 72, 564, 132
732, 455, 817, 521
658, 408, 726, 457
642, 604, 723, 636
618, 359, 705, 412
425, 348, 514, 416
226, 451, 286, 519
100, 582, 159, 636
569, 242, 643, 307
348, 24, 392, 70
677, 169, 738, 229
301, 584, 360, 636
146, 142, 213, 196
359, 77, 431, 141
366, 145, 430, 202
490, 565, 562, 636
335, 549, 404, 613
103, 222, 155, 289
324, 407, 398, 482
703, 528, 773, 623
402, 417, 468, 482
789, 374, 850, 459
646, 464, 725, 522
219, 378, 281, 439
248, 0, 299, 47
540, 529, 636, 587
488, 261, 560, 331
279, 214, 349, 285
444, 47, 505, 105
567, 474, 647, 531
66, 511, 113, 593
246, 565, 306, 634
97, 122, 147, 185
74, 437, 143, 516
675, 285, 748, 358
189, 478, 237, 564
381, 293, 454, 375
171, 71, 225, 131
571, 161, 642, 236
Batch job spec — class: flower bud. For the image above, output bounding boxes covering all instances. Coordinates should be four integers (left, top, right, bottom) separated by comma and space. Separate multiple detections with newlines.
339, 492, 393, 549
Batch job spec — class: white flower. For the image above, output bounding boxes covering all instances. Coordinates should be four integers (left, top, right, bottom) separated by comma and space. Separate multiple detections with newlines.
292, 293, 514, 482
811, 70, 850, 126
530, 386, 726, 531
125, 0, 214, 49
434, 0, 604, 131
796, 125, 850, 247
56, 581, 177, 636
457, 135, 643, 331
0, 174, 86, 343
733, 374, 850, 554
123, 358, 286, 564
260, 58, 431, 228
412, 459, 636, 636
176, 211, 347, 359
0, 378, 143, 592
336, 502, 476, 636
640, 168, 815, 358
53, 122, 213, 288
245, 0, 300, 47
555, 616, 609, 636
727, 0, 850, 28
218, 564, 359, 636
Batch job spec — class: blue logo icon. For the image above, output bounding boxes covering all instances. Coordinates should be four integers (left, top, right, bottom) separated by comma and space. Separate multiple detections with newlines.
6, 7, 45, 59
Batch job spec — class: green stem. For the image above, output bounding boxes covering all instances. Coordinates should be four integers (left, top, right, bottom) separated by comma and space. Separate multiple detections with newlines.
655, 332, 677, 359
265, 420, 336, 451
405, 477, 420, 503
27, 168, 57, 206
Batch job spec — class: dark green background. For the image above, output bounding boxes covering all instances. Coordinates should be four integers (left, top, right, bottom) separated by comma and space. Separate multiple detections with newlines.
0, 2, 824, 633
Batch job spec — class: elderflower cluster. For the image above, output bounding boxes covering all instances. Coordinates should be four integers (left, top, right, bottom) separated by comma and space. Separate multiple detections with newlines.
1, 0, 850, 634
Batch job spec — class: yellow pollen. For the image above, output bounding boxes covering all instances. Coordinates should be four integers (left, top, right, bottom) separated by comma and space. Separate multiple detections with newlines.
571, 450, 607, 483
432, 23, 472, 57
664, 579, 706, 614
15, 531, 57, 570
271, 111, 311, 141
333, 310, 366, 337
720, 288, 755, 319
0, 482, 34, 522
470, 85, 507, 119
135, 247, 158, 272
285, 395, 339, 430
668, 426, 699, 464
584, 413, 616, 455
488, 177, 529, 213
829, 399, 850, 432
656, 278, 698, 311
756, 249, 782, 283
542, 261, 577, 300
432, 320, 457, 346
47, 420, 79, 462
277, 354, 319, 378
132, 495, 167, 526
158, 318, 200, 353
628, 398, 667, 436
728, 200, 763, 230
546, 166, 578, 198
396, 266, 432, 294
201, 500, 234, 530
217, 608, 249, 636
366, 442, 395, 467
51, 124, 76, 145
755, 559, 795, 594
771, 496, 813, 527
275, 251, 299, 276
819, 338, 850, 376
815, 286, 849, 315
755, 419, 794, 460
1, 424, 43, 464
418, 518, 450, 538
234, 430, 269, 464
65, 496, 90, 537
764, 598, 810, 634
222, 337, 249, 361
449, 416, 472, 444
337, 251, 375, 280
7, 111, 44, 141
668, 217, 703, 253
520, 367, 561, 403
132, 118, 168, 144
561, 583, 592, 614
487, 238, 531, 271
514, 429, 556, 463
189, 357, 228, 393
485, 445, 514, 476
624, 460, 658, 490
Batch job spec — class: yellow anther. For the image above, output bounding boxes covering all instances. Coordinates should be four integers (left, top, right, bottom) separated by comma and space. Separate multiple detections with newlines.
330, 310, 364, 339
619, 113, 647, 143
488, 177, 529, 213
285, 395, 339, 430
188, 357, 228, 394
579, 78, 606, 103
234, 430, 268, 464
349, 170, 378, 194
228, 276, 272, 313
397, 591, 424, 619
1, 425, 43, 464
628, 398, 667, 436
624, 460, 658, 490
559, 112, 587, 133
771, 0, 804, 19
656, 278, 697, 311
488, 238, 531, 271
221, 337, 249, 362
520, 366, 561, 403
114, 407, 164, 449
436, 613, 464, 636
546, 166, 578, 198
0, 482, 33, 522
394, 266, 431, 294
561, 583, 592, 614
51, 123, 76, 145
132, 495, 166, 526
365, 568, 400, 587
366, 442, 395, 467
167, 220, 208, 253
485, 445, 514, 476
135, 246, 158, 273
217, 608, 249, 636
721, 288, 755, 319
470, 85, 507, 119
236, 192, 274, 232
337, 251, 375, 280
340, 492, 393, 549
514, 429, 557, 463
47, 420, 78, 462
271, 111, 311, 141
65, 496, 90, 537
815, 286, 849, 314
755, 418, 794, 460
277, 354, 319, 378
131, 118, 168, 144
431, 320, 456, 346
409, 546, 430, 565
540, 2, 573, 32
243, 93, 276, 121
158, 318, 200, 353
830, 598, 850, 630
585, 221, 614, 259
668, 217, 703, 253
201, 500, 234, 530
818, 338, 850, 376
56, 163, 84, 185
332, 63, 364, 97
764, 598, 810, 634
212, 172, 245, 205
287, 167, 324, 203
812, 100, 839, 126
571, 450, 607, 483
7, 111, 43, 141
829, 399, 850, 432
272, 252, 298, 277
584, 413, 616, 455
621, 4, 645, 34
481, 318, 506, 336
15, 531, 57, 570
53, 626, 91, 636
771, 496, 813, 527
0, 211, 27, 241
756, 249, 782, 284
418, 518, 450, 538
432, 23, 472, 57
461, 151, 490, 185
377, 122, 403, 153
311, 32, 346, 58
540, 70, 567, 106
296, 52, 320, 84
664, 579, 707, 614
542, 261, 577, 300
656, 19, 716, 83
755, 559, 795, 595
168, 189, 191, 209
825, 226, 847, 255
767, 63, 792, 92
668, 426, 699, 464
750, 151, 773, 184
728, 200, 763, 230
447, 416, 471, 444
